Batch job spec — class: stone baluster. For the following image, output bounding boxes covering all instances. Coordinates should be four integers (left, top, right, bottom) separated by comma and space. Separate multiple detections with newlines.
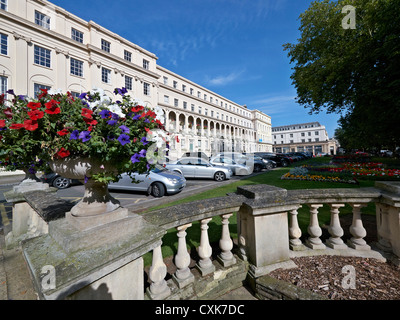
306, 204, 326, 250
326, 204, 347, 249
237, 211, 248, 261
376, 203, 392, 253
146, 243, 170, 300
289, 206, 305, 251
347, 204, 370, 250
217, 213, 237, 267
196, 218, 215, 276
173, 223, 194, 288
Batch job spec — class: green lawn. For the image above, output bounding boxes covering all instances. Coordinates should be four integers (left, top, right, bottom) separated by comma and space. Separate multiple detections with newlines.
143, 157, 379, 266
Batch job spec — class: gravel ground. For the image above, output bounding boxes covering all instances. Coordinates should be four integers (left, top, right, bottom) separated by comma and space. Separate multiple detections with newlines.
269, 214, 400, 300
269, 255, 400, 300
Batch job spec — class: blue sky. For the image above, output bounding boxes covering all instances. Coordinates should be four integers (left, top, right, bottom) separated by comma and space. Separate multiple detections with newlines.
51, 0, 342, 138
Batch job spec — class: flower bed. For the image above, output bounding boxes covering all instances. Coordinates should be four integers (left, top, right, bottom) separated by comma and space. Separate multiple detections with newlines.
281, 171, 358, 184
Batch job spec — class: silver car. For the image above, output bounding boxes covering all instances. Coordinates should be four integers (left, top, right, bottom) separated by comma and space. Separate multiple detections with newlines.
209, 154, 252, 176
108, 165, 186, 197
165, 157, 232, 181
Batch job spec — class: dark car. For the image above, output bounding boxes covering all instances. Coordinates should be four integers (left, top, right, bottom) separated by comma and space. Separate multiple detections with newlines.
255, 152, 291, 167
41, 172, 81, 189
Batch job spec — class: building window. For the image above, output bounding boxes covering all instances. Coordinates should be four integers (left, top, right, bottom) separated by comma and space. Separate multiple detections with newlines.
211, 111, 214, 117
163, 76, 168, 85
198, 106, 202, 114
101, 39, 110, 53
143, 82, 150, 96
197, 91, 201, 98
0, 76, 7, 95
143, 59, 149, 70
125, 76, 132, 90
173, 81, 177, 89
190, 88, 193, 95
0, 0, 7, 11
164, 95, 169, 104
183, 101, 187, 110
34, 45, 51, 68
191, 104, 195, 112
315, 131, 319, 135
301, 132, 305, 137
205, 109, 208, 116
35, 11, 51, 29
71, 28, 83, 43
101, 67, 111, 84
174, 98, 179, 107
182, 84, 186, 92
34, 83, 51, 98
204, 94, 207, 101
70, 58, 83, 77
124, 50, 132, 62
0, 33, 7, 55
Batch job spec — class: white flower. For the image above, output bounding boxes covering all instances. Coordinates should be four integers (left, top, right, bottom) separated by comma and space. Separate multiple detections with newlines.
153, 106, 165, 124
48, 88, 63, 95
108, 103, 124, 118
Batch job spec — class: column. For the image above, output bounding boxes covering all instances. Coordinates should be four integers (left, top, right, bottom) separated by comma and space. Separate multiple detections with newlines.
289, 206, 305, 251
348, 204, 370, 250
217, 214, 237, 267
173, 223, 194, 288
306, 204, 326, 249
146, 243, 170, 300
196, 218, 215, 276
326, 204, 347, 249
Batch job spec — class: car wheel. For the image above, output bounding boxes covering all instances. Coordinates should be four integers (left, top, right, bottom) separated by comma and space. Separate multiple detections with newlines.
151, 182, 165, 197
281, 161, 288, 167
266, 163, 273, 170
214, 171, 226, 181
52, 176, 71, 189
254, 165, 262, 172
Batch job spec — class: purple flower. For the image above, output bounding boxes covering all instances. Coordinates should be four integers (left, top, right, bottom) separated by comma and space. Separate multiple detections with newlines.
70, 130, 79, 140
107, 134, 115, 141
140, 136, 148, 145
79, 131, 91, 142
6, 89, 15, 96
132, 114, 141, 120
100, 109, 111, 119
107, 120, 117, 126
119, 125, 130, 134
130, 153, 140, 164
111, 113, 119, 120
144, 118, 150, 123
114, 87, 128, 96
79, 92, 87, 100
117, 134, 130, 146
139, 149, 147, 158
84, 175, 89, 184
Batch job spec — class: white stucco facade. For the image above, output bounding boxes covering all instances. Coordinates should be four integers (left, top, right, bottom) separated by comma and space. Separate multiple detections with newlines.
0, 0, 272, 158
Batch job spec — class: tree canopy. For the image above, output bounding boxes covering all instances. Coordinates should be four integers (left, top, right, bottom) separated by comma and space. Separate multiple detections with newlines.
284, 0, 400, 151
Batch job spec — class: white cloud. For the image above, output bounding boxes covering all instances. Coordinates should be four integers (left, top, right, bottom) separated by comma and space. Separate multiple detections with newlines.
205, 71, 244, 86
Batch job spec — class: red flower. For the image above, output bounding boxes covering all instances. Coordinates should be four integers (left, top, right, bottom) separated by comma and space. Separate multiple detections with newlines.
38, 89, 48, 100
27, 102, 41, 110
131, 105, 144, 113
9, 123, 24, 130
176, 136, 180, 143
81, 108, 93, 119
4, 107, 13, 119
24, 119, 38, 131
45, 99, 61, 114
57, 129, 69, 136
0, 119, 5, 128
83, 118, 98, 126
56, 148, 70, 159
28, 109, 44, 120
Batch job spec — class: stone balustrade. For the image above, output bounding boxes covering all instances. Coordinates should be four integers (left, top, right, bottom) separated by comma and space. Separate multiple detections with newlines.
5, 180, 400, 300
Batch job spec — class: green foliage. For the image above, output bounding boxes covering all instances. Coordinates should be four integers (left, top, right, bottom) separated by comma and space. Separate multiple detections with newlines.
284, 0, 400, 150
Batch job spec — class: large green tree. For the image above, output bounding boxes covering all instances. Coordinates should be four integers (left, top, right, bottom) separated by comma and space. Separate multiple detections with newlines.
284, 0, 400, 151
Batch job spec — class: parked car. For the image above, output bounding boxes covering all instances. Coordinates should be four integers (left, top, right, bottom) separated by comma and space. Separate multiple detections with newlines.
108, 165, 186, 197
41, 172, 81, 189
166, 157, 232, 181
209, 153, 252, 175
255, 152, 290, 167
181, 152, 210, 161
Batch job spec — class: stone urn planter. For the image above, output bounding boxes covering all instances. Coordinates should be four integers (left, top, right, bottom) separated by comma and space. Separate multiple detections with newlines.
49, 157, 128, 231
12, 168, 50, 194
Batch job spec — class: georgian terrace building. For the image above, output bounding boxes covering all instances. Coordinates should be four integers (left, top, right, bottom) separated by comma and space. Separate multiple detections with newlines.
272, 122, 339, 156
0, 0, 272, 159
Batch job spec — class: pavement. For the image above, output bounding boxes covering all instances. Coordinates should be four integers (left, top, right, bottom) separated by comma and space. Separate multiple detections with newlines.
0, 169, 261, 300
